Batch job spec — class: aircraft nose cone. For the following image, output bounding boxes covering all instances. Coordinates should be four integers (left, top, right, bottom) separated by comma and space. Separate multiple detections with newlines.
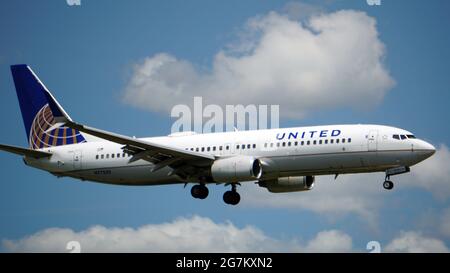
426, 142, 436, 156
418, 140, 436, 158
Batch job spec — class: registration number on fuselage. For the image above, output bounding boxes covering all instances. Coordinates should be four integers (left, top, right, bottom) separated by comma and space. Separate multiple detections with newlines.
94, 170, 111, 175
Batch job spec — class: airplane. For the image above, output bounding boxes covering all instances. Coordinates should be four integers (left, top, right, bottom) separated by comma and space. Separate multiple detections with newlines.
0, 65, 436, 205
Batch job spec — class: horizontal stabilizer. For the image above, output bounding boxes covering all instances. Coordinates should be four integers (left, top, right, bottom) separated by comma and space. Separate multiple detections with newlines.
0, 143, 52, 158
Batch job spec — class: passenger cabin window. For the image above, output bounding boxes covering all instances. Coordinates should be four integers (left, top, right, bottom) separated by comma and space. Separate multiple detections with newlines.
348, 138, 351, 143
253, 144, 256, 149
95, 155, 99, 160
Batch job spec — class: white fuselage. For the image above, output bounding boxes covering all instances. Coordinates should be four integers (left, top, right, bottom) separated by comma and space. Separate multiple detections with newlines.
24, 124, 435, 186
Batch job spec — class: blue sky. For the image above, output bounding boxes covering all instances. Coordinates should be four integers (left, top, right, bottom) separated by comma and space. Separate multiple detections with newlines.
1, 0, 450, 252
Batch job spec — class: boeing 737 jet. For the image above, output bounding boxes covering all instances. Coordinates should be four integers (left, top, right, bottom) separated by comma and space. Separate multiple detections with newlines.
0, 65, 436, 205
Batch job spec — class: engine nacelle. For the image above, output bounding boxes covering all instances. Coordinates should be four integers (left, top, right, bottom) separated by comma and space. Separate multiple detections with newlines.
211, 156, 262, 183
259, 176, 315, 193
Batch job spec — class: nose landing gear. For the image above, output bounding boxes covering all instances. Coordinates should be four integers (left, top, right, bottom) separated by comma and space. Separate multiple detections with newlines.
382, 166, 410, 190
383, 179, 394, 190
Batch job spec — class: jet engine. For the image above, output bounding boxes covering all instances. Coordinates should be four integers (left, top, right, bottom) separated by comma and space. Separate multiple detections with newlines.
211, 156, 262, 183
258, 176, 315, 193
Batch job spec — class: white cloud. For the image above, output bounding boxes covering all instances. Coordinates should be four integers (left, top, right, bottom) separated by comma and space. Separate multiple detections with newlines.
399, 144, 450, 200
5, 217, 449, 253
439, 208, 450, 237
304, 230, 353, 252
123, 9, 394, 118
3, 216, 354, 253
385, 231, 449, 253
282, 2, 324, 21
3, 216, 273, 253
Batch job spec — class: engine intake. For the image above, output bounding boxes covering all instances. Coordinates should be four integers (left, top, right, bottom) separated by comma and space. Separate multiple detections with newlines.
211, 156, 262, 183
259, 176, 315, 193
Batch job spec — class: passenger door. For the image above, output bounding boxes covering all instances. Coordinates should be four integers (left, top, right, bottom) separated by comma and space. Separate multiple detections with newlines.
368, 131, 378, 151
73, 150, 82, 170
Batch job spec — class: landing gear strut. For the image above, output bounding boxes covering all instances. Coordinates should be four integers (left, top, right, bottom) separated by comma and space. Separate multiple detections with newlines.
191, 184, 209, 199
223, 183, 241, 205
382, 166, 411, 191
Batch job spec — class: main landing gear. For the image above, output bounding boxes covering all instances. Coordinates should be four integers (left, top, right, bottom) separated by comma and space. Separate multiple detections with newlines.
190, 183, 241, 205
223, 183, 240, 206
191, 184, 209, 199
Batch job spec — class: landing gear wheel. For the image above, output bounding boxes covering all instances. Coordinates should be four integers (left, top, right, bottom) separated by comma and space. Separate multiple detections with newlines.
223, 190, 240, 205
383, 180, 394, 190
191, 184, 209, 199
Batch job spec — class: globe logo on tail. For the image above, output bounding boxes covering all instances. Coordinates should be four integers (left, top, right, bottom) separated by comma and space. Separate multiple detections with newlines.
29, 104, 86, 149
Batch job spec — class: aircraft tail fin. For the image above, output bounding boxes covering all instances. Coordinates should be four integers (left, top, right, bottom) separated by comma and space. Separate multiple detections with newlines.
10, 64, 87, 149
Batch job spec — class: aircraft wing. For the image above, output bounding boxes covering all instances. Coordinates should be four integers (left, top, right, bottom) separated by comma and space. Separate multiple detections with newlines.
0, 144, 52, 158
64, 121, 215, 172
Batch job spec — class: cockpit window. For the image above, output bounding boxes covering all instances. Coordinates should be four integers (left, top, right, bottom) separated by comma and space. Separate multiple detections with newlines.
393, 134, 416, 140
